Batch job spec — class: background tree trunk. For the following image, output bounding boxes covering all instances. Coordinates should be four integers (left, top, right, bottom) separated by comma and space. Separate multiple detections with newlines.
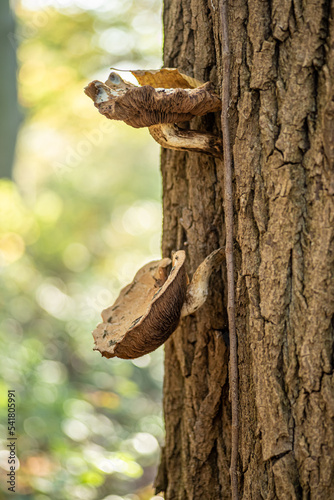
0, 0, 20, 178
156, 0, 334, 498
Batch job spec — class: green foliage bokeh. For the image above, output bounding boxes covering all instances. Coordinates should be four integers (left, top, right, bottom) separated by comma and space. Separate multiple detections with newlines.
0, 1, 164, 499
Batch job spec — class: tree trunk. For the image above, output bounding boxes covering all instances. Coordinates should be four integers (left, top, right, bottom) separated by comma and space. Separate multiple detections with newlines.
155, 1, 334, 498
0, 0, 20, 178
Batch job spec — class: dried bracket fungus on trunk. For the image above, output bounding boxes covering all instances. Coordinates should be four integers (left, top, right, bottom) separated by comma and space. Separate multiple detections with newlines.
93, 249, 224, 359
84, 69, 223, 156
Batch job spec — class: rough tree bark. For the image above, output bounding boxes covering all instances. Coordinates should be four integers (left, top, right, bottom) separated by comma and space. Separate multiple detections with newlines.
155, 0, 334, 498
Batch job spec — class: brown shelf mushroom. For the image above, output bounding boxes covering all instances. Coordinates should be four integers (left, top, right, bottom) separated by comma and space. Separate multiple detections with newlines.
84, 71, 222, 156
93, 248, 224, 359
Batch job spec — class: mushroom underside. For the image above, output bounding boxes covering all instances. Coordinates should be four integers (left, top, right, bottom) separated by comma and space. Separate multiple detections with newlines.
85, 81, 221, 128
110, 269, 187, 359
92, 253, 187, 359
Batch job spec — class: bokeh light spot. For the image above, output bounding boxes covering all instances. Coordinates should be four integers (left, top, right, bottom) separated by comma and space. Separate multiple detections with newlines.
36, 283, 73, 319
24, 416, 47, 438
63, 242, 91, 272
132, 432, 159, 455
34, 190, 63, 223
62, 418, 90, 441
0, 233, 25, 264
37, 360, 67, 384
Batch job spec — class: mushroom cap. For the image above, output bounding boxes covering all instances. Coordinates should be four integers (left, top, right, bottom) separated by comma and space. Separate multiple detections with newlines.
92, 251, 187, 359
84, 77, 221, 129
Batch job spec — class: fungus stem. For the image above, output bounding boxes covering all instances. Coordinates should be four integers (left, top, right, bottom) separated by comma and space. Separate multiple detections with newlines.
220, 1, 239, 499
149, 124, 223, 157
180, 248, 225, 318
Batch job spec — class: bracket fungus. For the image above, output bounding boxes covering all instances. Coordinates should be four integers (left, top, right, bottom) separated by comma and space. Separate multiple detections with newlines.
84, 69, 223, 157
93, 248, 224, 359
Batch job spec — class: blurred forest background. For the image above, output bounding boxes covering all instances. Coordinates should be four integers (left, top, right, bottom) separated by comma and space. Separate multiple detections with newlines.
0, 1, 165, 499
